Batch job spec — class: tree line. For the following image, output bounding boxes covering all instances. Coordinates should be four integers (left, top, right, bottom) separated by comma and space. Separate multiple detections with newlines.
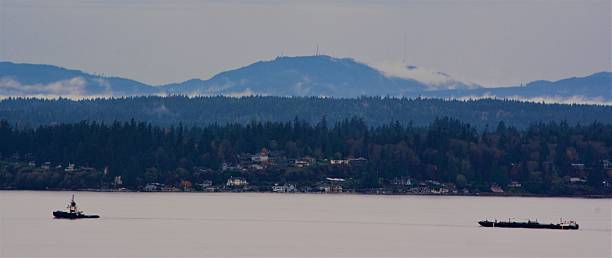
1, 96, 611, 129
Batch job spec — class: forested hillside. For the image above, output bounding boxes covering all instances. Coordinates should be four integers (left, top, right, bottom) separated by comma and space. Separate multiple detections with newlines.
1, 96, 611, 129
0, 118, 610, 195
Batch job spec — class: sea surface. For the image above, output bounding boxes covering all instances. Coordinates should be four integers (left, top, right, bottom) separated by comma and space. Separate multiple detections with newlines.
0, 191, 610, 257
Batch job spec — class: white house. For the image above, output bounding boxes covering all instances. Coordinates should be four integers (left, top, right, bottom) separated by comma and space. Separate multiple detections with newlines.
569, 177, 587, 183
507, 181, 522, 188
144, 183, 162, 192
226, 177, 248, 187
198, 180, 213, 188
390, 177, 412, 186
330, 159, 350, 165
64, 163, 76, 172
114, 176, 123, 185
272, 183, 297, 193
251, 149, 270, 163
603, 160, 611, 169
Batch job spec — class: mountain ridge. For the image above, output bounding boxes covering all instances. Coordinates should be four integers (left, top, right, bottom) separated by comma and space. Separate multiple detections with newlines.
163, 55, 429, 97
1, 56, 610, 103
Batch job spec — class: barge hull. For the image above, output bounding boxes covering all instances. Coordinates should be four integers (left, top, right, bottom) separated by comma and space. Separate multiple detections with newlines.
478, 221, 578, 230
53, 211, 100, 219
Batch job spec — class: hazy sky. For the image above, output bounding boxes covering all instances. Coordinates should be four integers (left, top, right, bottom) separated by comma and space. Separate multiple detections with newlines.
1, 0, 610, 86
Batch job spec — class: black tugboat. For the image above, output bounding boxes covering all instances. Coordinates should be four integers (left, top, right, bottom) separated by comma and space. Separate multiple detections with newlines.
478, 218, 578, 230
53, 195, 99, 219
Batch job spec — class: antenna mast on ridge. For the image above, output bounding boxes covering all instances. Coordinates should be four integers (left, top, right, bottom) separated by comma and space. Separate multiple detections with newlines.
402, 33, 407, 64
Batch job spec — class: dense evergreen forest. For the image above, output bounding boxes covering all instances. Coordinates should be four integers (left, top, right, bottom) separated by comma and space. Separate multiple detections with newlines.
1, 96, 611, 129
1, 118, 610, 195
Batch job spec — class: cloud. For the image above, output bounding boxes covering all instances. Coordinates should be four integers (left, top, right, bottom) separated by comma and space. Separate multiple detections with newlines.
225, 88, 264, 97
149, 103, 175, 116
455, 93, 612, 106
292, 76, 312, 96
199, 80, 236, 94
93, 78, 112, 92
0, 76, 113, 99
370, 61, 480, 90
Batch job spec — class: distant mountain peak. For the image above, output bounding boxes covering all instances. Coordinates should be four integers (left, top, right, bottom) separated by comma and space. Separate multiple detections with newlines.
163, 55, 427, 97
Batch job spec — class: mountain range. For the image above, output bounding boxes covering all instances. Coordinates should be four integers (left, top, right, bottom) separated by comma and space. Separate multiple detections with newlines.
0, 56, 610, 103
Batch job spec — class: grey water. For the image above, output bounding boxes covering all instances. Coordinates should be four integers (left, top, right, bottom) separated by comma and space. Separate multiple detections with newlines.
1, 191, 610, 257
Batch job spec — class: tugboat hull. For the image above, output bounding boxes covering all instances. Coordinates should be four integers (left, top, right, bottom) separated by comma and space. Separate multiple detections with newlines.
478, 220, 578, 230
53, 211, 99, 219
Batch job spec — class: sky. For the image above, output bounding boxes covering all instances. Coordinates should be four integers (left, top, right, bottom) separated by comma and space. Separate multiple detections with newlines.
0, 0, 610, 87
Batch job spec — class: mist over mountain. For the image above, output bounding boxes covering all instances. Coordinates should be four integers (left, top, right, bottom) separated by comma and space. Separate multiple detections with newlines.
0, 62, 159, 97
419, 72, 612, 104
1, 56, 609, 103
372, 62, 481, 91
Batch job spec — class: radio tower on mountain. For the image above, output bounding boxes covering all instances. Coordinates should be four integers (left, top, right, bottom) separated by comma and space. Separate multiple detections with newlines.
402, 33, 407, 64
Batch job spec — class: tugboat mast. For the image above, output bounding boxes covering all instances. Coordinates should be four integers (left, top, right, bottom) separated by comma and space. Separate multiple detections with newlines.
67, 194, 78, 213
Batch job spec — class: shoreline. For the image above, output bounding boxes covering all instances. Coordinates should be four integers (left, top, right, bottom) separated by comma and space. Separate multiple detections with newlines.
2, 188, 611, 199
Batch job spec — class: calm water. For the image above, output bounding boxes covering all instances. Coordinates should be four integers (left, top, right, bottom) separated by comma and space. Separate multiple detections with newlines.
1, 191, 610, 257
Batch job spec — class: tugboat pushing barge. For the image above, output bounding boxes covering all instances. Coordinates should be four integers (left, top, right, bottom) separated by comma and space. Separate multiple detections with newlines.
478, 219, 578, 230
53, 195, 99, 219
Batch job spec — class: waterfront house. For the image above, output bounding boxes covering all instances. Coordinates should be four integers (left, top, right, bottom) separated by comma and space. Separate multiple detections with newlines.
317, 185, 339, 193
330, 185, 343, 193
114, 176, 123, 186
507, 181, 522, 188
180, 180, 193, 191
425, 180, 441, 186
431, 187, 449, 194
144, 184, 156, 192
144, 183, 163, 191
390, 177, 412, 186
203, 186, 219, 192
226, 177, 248, 187
161, 186, 181, 192
198, 180, 213, 188
407, 186, 429, 194
490, 185, 504, 193
272, 183, 297, 193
